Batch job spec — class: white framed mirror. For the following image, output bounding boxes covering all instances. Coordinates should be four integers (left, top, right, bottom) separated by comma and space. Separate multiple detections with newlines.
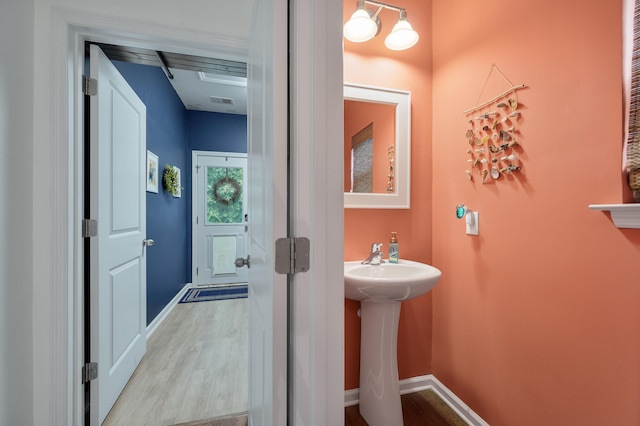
344, 83, 411, 209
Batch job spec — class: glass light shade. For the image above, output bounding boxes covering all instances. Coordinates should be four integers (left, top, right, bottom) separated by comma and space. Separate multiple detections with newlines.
384, 19, 419, 50
344, 8, 379, 42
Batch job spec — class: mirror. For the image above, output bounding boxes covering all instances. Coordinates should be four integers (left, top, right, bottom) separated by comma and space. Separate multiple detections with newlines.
344, 83, 411, 209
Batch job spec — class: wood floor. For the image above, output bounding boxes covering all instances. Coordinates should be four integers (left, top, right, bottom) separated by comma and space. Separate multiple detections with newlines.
345, 390, 469, 426
103, 297, 248, 426
103, 295, 466, 426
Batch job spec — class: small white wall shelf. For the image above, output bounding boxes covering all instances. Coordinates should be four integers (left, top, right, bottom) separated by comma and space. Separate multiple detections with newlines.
589, 204, 640, 229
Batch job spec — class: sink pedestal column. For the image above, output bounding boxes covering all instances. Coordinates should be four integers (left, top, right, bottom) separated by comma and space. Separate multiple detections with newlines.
359, 299, 403, 426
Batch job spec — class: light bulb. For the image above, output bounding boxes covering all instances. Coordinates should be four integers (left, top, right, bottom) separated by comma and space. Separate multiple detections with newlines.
344, 8, 379, 42
384, 14, 419, 50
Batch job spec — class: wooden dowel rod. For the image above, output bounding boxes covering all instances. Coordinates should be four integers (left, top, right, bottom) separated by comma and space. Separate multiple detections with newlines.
463, 84, 527, 115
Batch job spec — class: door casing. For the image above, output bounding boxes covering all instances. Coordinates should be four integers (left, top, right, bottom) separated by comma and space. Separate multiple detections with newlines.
58, 14, 250, 424
33, 3, 344, 425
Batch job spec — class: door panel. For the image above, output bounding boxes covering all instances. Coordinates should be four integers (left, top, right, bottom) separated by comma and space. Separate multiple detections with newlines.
89, 44, 147, 425
247, 0, 289, 424
194, 153, 248, 286
110, 259, 142, 361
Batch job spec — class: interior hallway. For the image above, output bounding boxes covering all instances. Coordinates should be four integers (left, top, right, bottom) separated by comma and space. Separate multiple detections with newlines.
103, 297, 248, 425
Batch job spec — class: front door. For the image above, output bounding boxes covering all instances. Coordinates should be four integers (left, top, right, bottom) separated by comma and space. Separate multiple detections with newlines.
88, 44, 147, 425
247, 0, 289, 423
193, 151, 249, 286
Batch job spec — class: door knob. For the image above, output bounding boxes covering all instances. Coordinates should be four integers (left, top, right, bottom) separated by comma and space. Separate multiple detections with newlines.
235, 256, 250, 268
143, 239, 155, 247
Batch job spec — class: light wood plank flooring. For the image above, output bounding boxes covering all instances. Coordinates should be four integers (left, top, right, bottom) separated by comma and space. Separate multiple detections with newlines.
103, 298, 248, 426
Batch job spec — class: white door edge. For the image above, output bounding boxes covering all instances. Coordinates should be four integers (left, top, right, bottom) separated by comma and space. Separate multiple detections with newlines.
288, 0, 345, 424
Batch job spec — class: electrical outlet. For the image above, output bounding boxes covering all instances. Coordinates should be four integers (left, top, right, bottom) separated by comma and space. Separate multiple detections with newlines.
466, 212, 479, 235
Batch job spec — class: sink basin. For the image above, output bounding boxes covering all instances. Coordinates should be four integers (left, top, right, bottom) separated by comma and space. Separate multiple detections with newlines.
344, 259, 442, 301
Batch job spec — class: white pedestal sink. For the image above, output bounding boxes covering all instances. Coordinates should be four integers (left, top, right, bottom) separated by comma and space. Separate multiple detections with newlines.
344, 260, 442, 426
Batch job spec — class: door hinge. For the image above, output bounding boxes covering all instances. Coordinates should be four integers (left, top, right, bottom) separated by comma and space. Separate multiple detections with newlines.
82, 75, 97, 96
82, 362, 98, 384
275, 237, 310, 275
82, 219, 98, 238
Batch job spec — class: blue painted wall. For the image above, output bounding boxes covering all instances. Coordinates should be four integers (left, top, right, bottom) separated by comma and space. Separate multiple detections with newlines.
185, 111, 247, 282
112, 60, 247, 322
113, 61, 189, 324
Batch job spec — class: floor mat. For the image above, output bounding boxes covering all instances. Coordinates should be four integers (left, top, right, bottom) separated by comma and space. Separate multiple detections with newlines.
179, 285, 248, 303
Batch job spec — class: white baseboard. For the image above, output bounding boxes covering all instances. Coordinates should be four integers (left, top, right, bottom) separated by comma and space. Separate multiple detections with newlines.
146, 283, 192, 338
345, 374, 489, 426
344, 388, 359, 407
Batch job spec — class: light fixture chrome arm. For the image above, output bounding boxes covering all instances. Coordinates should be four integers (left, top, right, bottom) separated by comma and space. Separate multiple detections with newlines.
362, 0, 404, 13
344, 0, 419, 50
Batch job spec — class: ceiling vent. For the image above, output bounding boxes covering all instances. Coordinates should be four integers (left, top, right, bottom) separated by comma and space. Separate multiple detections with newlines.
210, 96, 235, 105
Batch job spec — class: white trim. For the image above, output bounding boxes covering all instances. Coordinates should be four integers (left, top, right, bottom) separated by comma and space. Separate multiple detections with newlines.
288, 0, 345, 424
344, 389, 360, 407
398, 374, 433, 395
425, 375, 490, 426
344, 374, 490, 426
146, 283, 192, 338
343, 82, 411, 209
588, 203, 640, 228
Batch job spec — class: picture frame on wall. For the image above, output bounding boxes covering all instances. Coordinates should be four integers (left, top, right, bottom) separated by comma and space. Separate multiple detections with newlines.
172, 166, 182, 198
147, 150, 159, 193
171, 166, 182, 198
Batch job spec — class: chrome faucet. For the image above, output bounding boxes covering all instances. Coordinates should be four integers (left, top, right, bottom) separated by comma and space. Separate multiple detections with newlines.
362, 242, 385, 265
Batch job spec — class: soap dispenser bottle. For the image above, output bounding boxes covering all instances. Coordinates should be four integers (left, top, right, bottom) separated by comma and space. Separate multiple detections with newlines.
389, 232, 399, 263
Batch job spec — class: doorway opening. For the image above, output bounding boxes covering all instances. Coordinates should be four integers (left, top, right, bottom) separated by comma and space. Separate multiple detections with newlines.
83, 39, 251, 424
192, 151, 249, 287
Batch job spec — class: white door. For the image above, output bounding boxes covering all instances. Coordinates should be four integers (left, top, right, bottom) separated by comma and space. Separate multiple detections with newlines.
88, 44, 147, 425
247, 0, 289, 424
193, 152, 248, 286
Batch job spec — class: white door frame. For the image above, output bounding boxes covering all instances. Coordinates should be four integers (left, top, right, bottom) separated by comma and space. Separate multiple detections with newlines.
37, 10, 250, 424
33, 3, 344, 425
288, 1, 344, 424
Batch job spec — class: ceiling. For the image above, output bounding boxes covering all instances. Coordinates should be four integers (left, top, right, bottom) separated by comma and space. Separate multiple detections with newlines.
95, 43, 248, 115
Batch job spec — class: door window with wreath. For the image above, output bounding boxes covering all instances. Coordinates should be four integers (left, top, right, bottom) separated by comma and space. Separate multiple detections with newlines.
207, 166, 244, 224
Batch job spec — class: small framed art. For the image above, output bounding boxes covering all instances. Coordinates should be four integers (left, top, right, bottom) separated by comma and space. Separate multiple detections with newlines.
147, 150, 159, 193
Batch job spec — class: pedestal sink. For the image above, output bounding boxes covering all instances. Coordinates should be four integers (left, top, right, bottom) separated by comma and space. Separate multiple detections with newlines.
344, 260, 442, 426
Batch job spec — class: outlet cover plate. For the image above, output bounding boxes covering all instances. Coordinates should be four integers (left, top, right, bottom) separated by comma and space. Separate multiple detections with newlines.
466, 212, 479, 235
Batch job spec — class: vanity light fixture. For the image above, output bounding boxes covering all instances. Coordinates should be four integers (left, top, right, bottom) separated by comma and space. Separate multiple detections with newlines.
344, 0, 419, 50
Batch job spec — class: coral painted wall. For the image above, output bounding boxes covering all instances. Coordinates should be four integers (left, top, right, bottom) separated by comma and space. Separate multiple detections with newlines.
343, 0, 433, 390
431, 1, 640, 425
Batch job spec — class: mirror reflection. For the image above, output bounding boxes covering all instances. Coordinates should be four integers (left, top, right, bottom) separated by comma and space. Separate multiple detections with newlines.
344, 83, 411, 209
344, 100, 396, 193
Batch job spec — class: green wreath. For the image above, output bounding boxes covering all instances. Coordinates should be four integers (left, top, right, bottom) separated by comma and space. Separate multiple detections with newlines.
213, 176, 241, 205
